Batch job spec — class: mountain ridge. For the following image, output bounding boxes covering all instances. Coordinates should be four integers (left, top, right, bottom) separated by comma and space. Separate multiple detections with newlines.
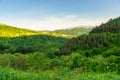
0, 23, 92, 38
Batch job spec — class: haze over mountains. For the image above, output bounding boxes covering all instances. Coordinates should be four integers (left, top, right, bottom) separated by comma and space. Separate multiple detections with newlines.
0, 23, 92, 38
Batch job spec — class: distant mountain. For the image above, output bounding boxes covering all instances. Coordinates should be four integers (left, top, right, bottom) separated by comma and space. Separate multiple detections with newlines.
53, 27, 92, 37
0, 24, 37, 37
38, 31, 73, 38
0, 24, 92, 38
38, 27, 92, 38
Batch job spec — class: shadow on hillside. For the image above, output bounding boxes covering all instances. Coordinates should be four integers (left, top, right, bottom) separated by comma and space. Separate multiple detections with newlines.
0, 35, 69, 54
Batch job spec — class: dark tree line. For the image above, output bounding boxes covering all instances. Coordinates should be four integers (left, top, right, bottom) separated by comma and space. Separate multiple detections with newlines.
91, 17, 120, 33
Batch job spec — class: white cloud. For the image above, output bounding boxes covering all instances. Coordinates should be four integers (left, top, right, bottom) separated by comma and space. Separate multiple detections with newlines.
0, 15, 108, 31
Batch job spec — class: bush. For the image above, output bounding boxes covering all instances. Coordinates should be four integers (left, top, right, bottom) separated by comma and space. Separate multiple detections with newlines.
102, 47, 120, 57
70, 53, 90, 71
26, 52, 50, 71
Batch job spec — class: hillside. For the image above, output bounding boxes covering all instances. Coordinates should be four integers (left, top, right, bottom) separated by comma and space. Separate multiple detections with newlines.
0, 24, 37, 37
38, 27, 92, 38
0, 24, 91, 38
54, 27, 92, 37
59, 17, 120, 56
0, 35, 68, 54
38, 31, 73, 38
91, 17, 120, 33
0, 24, 92, 54
51, 17, 120, 74
0, 24, 69, 54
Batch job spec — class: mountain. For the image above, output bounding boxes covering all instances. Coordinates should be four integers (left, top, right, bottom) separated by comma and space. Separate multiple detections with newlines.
38, 31, 73, 38
38, 27, 92, 38
58, 17, 120, 57
53, 27, 92, 37
0, 24, 37, 37
0, 24, 92, 38
0, 23, 91, 54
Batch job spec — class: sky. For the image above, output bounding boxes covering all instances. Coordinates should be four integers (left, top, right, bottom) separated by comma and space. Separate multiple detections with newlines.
0, 0, 120, 31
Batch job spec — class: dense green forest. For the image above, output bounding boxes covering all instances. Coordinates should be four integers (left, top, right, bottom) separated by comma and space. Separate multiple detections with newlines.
0, 35, 68, 54
59, 17, 120, 55
0, 17, 120, 80
57, 17, 120, 73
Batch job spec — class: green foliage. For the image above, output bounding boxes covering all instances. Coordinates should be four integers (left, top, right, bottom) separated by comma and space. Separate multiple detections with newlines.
107, 55, 120, 64
0, 67, 120, 80
0, 52, 120, 79
26, 52, 50, 71
0, 67, 52, 80
0, 35, 68, 54
0, 17, 120, 79
59, 33, 109, 55
69, 53, 89, 70
102, 47, 120, 57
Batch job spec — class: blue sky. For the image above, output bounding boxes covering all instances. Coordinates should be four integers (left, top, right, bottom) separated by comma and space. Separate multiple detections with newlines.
0, 0, 120, 30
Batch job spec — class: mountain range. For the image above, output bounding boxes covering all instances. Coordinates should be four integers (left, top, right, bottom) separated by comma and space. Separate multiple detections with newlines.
0, 17, 120, 79
0, 24, 92, 38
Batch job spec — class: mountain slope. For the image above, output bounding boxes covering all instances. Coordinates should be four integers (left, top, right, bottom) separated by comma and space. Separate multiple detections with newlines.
0, 24, 37, 37
91, 17, 120, 33
38, 31, 73, 38
38, 27, 92, 38
54, 27, 92, 37
0, 35, 69, 54
0, 24, 92, 54
58, 17, 120, 56
0, 24, 92, 38
0, 24, 69, 54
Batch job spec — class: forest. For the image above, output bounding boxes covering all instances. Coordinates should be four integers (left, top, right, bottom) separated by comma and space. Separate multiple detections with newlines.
0, 17, 120, 80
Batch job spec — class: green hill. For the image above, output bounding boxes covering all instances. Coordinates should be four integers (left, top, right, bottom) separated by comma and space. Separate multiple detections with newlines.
0, 24, 69, 54
0, 24, 92, 38
59, 17, 120, 56
38, 31, 73, 38
38, 27, 92, 38
51, 17, 120, 74
0, 24, 92, 54
0, 24, 37, 37
53, 27, 92, 37
91, 17, 120, 33
0, 35, 68, 54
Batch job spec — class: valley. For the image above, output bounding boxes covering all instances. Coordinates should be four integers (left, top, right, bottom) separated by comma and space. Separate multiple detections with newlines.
0, 17, 120, 80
